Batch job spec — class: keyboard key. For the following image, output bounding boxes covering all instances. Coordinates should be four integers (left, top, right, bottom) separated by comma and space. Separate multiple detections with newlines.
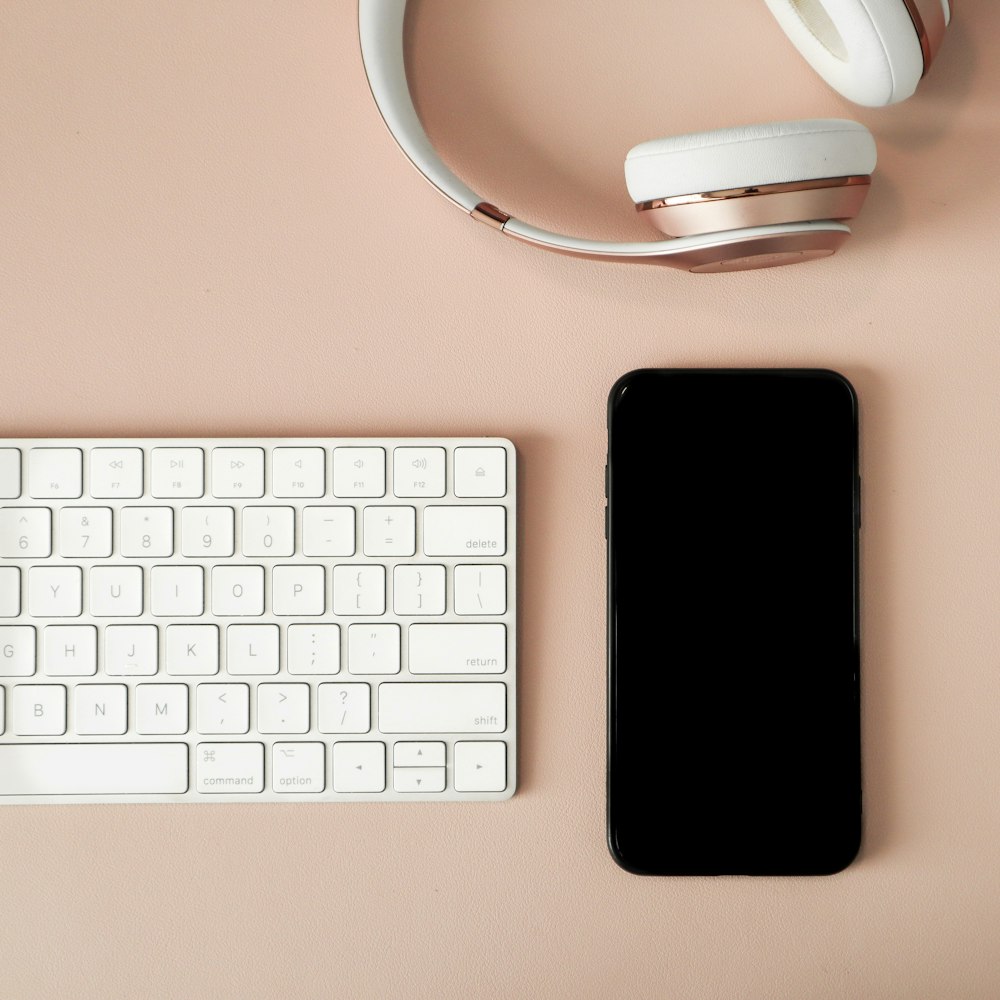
226, 624, 279, 675
182, 507, 235, 558
59, 507, 112, 558
257, 683, 310, 734
0, 449, 21, 499
454, 565, 507, 615
332, 565, 385, 616
422, 505, 506, 556
393, 766, 446, 793
0, 687, 4, 735
242, 506, 295, 557
90, 566, 143, 617
151, 448, 204, 499
196, 742, 263, 794
151, 565, 204, 617
89, 448, 144, 499
105, 625, 158, 676
302, 506, 355, 556
44, 625, 97, 676
28, 448, 82, 499
378, 681, 507, 733
363, 505, 415, 557
29, 567, 82, 618
272, 742, 325, 793
393, 447, 445, 498
393, 565, 445, 615
272, 448, 325, 498
347, 623, 400, 675
165, 624, 219, 675
0, 567, 20, 617
408, 624, 506, 674
393, 741, 446, 767
318, 682, 371, 734
272, 565, 325, 616
378, 682, 506, 733
0, 744, 188, 795
287, 624, 340, 675
75, 684, 127, 736
332, 741, 385, 793
0, 507, 51, 558
454, 741, 507, 792
121, 507, 174, 557
0, 626, 35, 677
13, 684, 66, 735
196, 683, 250, 735
211, 448, 264, 498
454, 447, 507, 498
135, 684, 189, 735
212, 565, 264, 616
332, 447, 385, 498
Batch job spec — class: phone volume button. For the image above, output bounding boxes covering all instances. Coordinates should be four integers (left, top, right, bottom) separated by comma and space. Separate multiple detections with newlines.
604, 506, 608, 539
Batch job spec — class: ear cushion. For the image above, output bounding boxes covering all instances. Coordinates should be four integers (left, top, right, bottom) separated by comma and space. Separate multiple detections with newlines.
624, 119, 876, 204
763, 0, 924, 106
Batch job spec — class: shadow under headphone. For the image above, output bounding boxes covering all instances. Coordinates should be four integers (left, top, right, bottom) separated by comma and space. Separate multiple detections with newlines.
359, 0, 951, 272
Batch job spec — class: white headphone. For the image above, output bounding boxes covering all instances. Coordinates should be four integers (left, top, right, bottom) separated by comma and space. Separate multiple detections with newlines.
359, 0, 950, 272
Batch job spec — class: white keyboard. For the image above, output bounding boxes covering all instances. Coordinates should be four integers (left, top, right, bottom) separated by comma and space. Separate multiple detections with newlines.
0, 438, 516, 803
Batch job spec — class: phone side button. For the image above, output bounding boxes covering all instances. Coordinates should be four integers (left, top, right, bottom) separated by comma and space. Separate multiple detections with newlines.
604, 507, 608, 539
856, 477, 862, 531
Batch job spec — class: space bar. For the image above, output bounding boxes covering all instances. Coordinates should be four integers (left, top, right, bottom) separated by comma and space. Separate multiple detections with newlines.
0, 744, 189, 795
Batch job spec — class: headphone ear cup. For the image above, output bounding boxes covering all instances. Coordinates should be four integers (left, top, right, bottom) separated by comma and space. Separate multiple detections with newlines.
763, 0, 924, 106
624, 119, 876, 238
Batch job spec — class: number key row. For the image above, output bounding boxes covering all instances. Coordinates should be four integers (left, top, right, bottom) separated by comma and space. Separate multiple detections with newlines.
0, 504, 506, 559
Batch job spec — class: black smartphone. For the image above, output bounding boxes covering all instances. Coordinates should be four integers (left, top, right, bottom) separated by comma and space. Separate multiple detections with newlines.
607, 369, 861, 875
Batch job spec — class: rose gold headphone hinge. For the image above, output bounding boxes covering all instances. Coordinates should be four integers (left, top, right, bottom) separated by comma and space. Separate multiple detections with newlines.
472, 202, 512, 231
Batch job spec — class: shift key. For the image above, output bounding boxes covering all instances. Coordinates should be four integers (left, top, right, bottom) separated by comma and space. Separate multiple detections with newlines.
423, 506, 505, 556
378, 682, 506, 733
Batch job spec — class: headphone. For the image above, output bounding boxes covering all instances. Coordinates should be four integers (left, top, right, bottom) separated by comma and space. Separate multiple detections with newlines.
359, 0, 951, 273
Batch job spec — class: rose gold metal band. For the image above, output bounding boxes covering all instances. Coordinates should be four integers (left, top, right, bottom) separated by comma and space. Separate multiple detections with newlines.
901, 0, 949, 74
634, 176, 871, 238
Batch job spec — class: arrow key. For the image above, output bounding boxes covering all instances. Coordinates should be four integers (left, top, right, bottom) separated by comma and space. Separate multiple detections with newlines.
332, 741, 385, 793
393, 766, 445, 793
392, 741, 445, 768
454, 741, 507, 793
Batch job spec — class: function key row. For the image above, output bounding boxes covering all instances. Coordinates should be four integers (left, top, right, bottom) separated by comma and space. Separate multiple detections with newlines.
0, 446, 508, 501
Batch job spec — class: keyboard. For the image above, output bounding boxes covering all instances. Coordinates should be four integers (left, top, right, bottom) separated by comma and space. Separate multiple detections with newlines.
0, 437, 516, 803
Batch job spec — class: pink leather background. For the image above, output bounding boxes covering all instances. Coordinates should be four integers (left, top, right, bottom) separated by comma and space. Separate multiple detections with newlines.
2, 2, 999, 997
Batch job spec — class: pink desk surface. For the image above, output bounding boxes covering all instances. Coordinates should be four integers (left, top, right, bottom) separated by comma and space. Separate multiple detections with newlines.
2, 2, 999, 998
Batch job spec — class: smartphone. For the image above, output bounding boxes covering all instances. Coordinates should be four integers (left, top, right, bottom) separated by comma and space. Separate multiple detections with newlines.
607, 369, 861, 875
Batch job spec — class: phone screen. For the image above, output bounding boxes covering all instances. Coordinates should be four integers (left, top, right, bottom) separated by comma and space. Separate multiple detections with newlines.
607, 369, 860, 875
